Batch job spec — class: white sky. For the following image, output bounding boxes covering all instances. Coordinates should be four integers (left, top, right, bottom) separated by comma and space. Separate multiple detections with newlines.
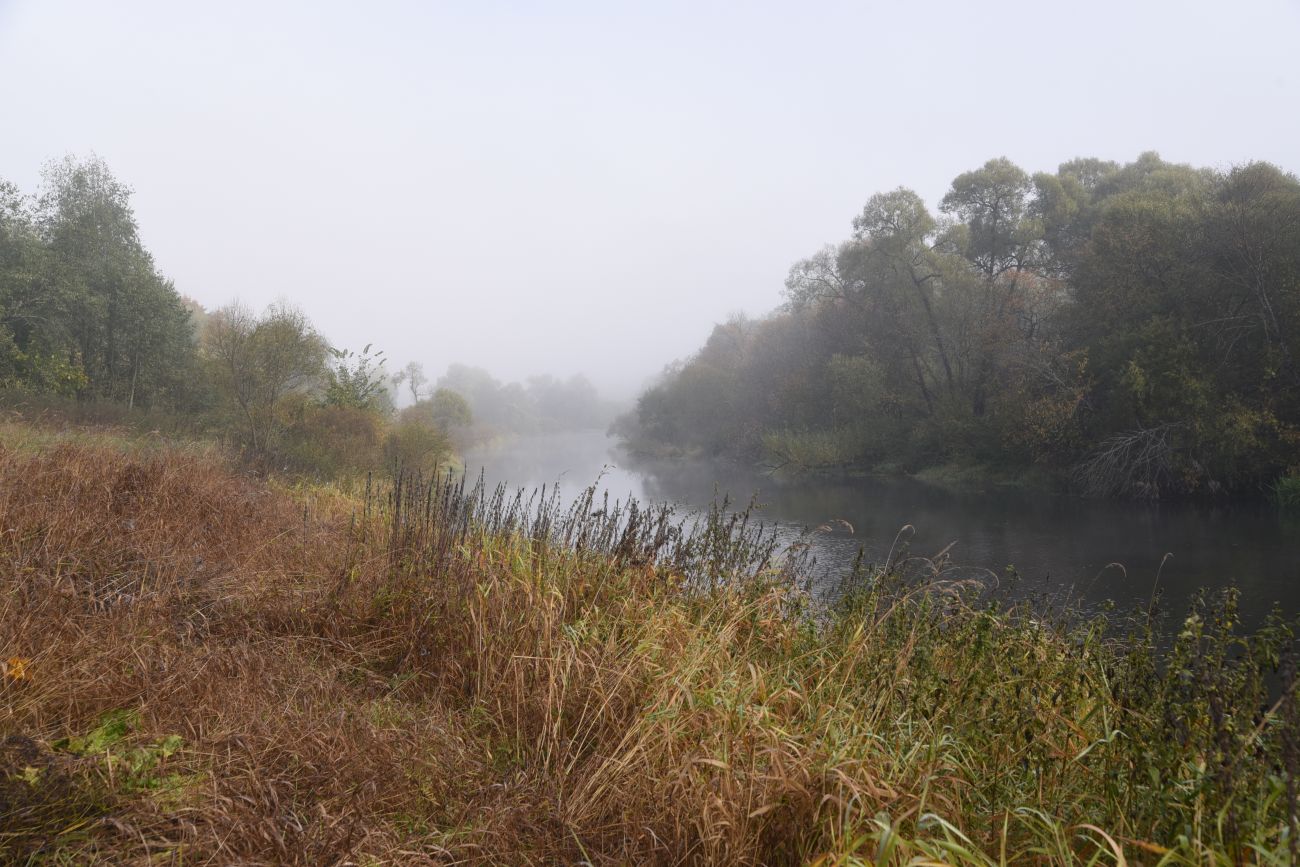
1, 0, 1297, 397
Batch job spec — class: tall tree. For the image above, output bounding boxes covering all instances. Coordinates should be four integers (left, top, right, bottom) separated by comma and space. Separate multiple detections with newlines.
33, 155, 197, 405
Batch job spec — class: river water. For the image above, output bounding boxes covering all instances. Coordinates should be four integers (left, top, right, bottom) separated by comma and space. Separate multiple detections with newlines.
463, 429, 1300, 627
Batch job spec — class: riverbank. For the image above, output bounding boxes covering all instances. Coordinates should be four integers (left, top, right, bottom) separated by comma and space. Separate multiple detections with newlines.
617, 432, 1062, 492
3, 425, 1298, 864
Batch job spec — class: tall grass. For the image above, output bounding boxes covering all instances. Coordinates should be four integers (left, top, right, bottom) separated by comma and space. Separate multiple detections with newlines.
2, 429, 1299, 864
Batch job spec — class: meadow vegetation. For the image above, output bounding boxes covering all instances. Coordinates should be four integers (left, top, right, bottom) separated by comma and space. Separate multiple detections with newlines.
3, 424, 1299, 865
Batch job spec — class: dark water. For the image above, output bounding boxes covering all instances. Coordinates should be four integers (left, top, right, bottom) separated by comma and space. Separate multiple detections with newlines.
463, 430, 1300, 627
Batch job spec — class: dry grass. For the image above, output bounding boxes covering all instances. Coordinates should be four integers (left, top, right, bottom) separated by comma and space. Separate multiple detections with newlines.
0, 434, 481, 863
1, 427, 1297, 864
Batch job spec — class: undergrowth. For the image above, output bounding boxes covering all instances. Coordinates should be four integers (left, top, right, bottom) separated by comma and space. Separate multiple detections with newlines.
1274, 475, 1300, 512
2, 427, 1299, 864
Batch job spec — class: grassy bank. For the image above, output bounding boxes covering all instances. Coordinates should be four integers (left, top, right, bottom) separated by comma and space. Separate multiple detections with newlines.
2, 426, 1298, 864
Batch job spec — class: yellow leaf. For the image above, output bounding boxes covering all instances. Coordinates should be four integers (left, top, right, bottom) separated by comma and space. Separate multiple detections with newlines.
4, 657, 31, 682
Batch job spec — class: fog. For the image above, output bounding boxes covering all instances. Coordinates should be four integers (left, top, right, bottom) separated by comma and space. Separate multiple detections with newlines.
2, 0, 1297, 398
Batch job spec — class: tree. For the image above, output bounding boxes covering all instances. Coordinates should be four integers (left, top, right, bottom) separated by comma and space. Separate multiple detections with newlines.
0, 178, 85, 392
855, 188, 957, 407
1205, 162, 1300, 390
937, 159, 1046, 416
29, 155, 197, 406
393, 360, 428, 404
203, 302, 328, 456
941, 157, 1038, 279
427, 388, 472, 429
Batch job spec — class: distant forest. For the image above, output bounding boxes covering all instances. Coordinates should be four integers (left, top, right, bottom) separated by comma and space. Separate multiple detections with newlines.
617, 154, 1300, 499
420, 363, 618, 439
0, 155, 608, 477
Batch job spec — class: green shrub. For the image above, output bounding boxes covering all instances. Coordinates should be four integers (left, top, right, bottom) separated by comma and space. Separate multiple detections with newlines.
383, 409, 453, 474
761, 426, 863, 470
1273, 474, 1300, 511
281, 403, 385, 478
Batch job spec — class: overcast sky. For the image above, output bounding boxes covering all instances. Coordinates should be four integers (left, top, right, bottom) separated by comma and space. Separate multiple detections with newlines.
1, 0, 1297, 397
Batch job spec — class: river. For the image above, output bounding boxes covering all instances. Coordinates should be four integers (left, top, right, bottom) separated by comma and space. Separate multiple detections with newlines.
463, 429, 1300, 628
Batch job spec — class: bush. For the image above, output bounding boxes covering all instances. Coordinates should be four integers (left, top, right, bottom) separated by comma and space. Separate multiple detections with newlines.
280, 402, 385, 478
382, 408, 453, 474
760, 426, 863, 470
1273, 474, 1300, 511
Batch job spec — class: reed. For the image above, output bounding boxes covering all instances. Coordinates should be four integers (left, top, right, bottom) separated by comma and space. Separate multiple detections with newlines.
2, 427, 1298, 864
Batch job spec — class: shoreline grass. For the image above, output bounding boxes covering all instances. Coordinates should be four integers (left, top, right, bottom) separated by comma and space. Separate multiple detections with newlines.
2, 427, 1298, 864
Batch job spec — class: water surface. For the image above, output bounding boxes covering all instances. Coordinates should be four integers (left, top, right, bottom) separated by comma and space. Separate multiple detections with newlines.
463, 430, 1300, 627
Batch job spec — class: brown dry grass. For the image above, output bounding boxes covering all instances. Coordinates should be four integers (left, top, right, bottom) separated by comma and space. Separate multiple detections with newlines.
0, 433, 845, 864
0, 436, 487, 864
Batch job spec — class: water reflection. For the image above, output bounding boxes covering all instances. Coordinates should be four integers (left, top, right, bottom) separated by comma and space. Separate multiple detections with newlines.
462, 430, 1300, 627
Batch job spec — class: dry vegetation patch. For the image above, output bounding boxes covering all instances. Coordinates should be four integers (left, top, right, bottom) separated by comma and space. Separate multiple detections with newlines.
2, 431, 1298, 865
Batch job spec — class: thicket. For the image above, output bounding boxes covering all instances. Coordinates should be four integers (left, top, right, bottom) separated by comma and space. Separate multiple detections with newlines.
0, 154, 621, 479
619, 154, 1300, 499
3, 426, 1300, 864
0, 155, 463, 479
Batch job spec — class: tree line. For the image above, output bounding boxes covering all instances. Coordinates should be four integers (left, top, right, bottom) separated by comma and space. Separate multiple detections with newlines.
617, 153, 1300, 499
418, 362, 616, 438
0, 155, 607, 477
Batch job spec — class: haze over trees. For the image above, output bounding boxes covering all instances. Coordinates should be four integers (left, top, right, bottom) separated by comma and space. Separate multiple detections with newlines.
8, 151, 1298, 500
0, 155, 614, 478
430, 362, 618, 438
617, 153, 1300, 499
